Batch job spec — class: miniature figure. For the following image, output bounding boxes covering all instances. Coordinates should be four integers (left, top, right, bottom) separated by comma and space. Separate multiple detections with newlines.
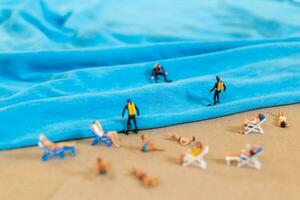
179, 141, 203, 164
166, 132, 196, 146
141, 134, 164, 152
90, 120, 121, 147
277, 109, 288, 128
132, 168, 160, 187
38, 134, 76, 161
95, 157, 113, 176
208, 75, 226, 105
122, 99, 140, 134
179, 141, 209, 169
239, 113, 266, 134
225, 144, 263, 169
151, 63, 172, 83
39, 134, 75, 150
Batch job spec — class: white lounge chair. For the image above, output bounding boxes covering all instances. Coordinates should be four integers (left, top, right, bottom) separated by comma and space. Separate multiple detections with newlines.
225, 146, 263, 170
182, 145, 209, 169
244, 115, 266, 135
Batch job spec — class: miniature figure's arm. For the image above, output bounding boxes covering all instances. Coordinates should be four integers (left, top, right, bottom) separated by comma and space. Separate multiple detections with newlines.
151, 68, 155, 76
135, 105, 140, 116
209, 83, 217, 93
223, 82, 226, 91
122, 105, 127, 118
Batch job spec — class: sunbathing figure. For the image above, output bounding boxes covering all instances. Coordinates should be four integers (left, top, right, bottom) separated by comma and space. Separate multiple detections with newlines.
132, 168, 160, 187
227, 144, 261, 158
166, 132, 196, 146
225, 144, 263, 169
141, 134, 164, 152
239, 113, 265, 134
179, 141, 203, 164
90, 120, 121, 147
95, 157, 113, 176
277, 109, 288, 128
39, 134, 75, 150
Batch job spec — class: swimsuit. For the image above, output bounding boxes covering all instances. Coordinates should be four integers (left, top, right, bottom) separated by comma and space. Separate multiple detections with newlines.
142, 144, 149, 152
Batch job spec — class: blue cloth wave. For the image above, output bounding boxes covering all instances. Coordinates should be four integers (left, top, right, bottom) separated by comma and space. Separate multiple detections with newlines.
1, 0, 300, 149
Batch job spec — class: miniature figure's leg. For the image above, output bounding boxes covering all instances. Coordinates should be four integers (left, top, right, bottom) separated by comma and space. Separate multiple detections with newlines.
126, 117, 132, 134
213, 91, 218, 105
216, 91, 220, 103
132, 116, 138, 133
162, 73, 172, 82
154, 74, 158, 83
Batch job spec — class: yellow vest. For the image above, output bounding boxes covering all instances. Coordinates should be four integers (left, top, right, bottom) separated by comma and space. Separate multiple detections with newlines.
128, 103, 136, 116
216, 82, 223, 91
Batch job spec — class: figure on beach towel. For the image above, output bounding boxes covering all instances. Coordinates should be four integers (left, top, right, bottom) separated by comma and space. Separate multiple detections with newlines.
209, 75, 226, 106
277, 109, 289, 128
122, 99, 140, 134
131, 168, 160, 187
151, 63, 172, 83
90, 120, 121, 147
95, 157, 113, 176
166, 132, 196, 146
141, 134, 164, 152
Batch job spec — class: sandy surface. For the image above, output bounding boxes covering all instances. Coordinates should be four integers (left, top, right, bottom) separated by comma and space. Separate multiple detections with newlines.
1, 104, 300, 200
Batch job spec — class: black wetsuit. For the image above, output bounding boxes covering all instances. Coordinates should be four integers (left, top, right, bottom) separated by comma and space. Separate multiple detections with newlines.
151, 65, 171, 83
209, 81, 226, 105
122, 103, 140, 134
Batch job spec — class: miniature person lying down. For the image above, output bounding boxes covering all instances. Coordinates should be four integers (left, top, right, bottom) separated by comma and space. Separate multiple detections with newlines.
179, 141, 203, 164
95, 157, 113, 176
277, 109, 288, 128
166, 132, 196, 146
141, 134, 165, 152
132, 168, 159, 187
39, 134, 75, 150
90, 120, 121, 147
227, 144, 262, 158
239, 113, 265, 134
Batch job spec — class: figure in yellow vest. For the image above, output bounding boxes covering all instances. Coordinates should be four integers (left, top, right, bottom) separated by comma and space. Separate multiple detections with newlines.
122, 99, 140, 134
209, 75, 226, 105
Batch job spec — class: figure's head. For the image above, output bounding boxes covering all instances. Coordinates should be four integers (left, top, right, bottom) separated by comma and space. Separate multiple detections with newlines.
39, 134, 46, 141
216, 75, 221, 81
141, 134, 147, 140
97, 157, 102, 163
195, 141, 203, 149
127, 99, 132, 103
154, 63, 161, 68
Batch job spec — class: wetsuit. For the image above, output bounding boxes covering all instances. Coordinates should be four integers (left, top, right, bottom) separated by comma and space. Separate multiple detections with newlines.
209, 81, 226, 105
122, 102, 140, 134
151, 65, 171, 83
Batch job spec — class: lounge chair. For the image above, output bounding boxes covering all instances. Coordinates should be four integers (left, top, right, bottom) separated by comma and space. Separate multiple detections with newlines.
182, 145, 209, 169
38, 142, 76, 161
225, 146, 263, 170
90, 132, 113, 147
244, 115, 266, 135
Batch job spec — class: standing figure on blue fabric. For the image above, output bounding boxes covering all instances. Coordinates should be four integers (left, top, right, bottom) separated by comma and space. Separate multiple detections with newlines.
151, 64, 172, 83
122, 99, 140, 134
209, 75, 226, 105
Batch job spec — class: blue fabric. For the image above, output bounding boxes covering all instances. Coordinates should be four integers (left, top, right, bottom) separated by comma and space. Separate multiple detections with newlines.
1, 0, 300, 150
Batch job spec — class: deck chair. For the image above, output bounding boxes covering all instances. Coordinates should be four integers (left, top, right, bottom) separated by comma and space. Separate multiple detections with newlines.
225, 146, 263, 170
38, 142, 76, 161
244, 115, 266, 135
182, 145, 209, 169
90, 131, 113, 147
